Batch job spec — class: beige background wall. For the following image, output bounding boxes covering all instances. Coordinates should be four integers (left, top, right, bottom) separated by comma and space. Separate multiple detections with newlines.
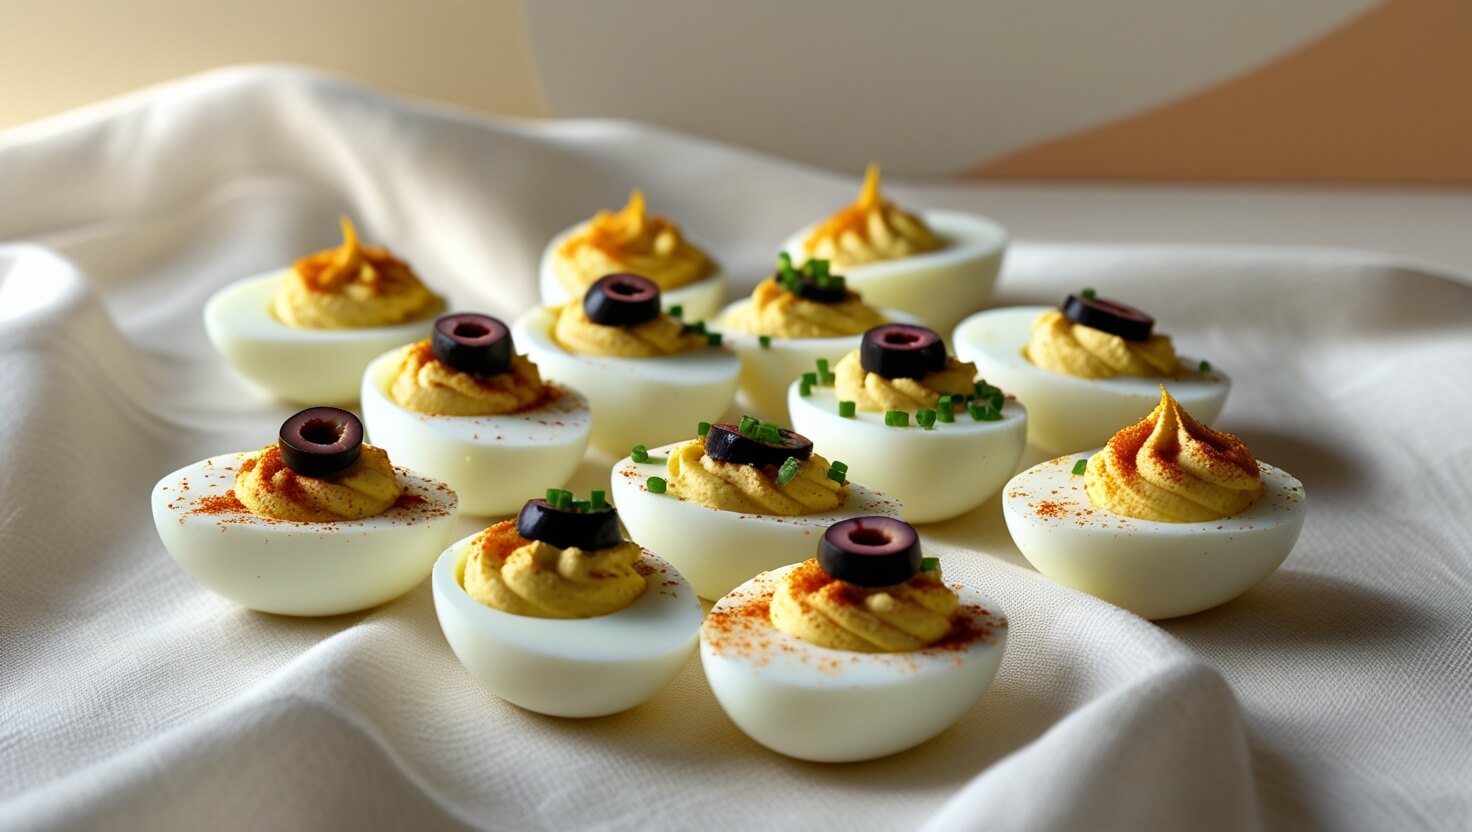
0, 0, 546, 128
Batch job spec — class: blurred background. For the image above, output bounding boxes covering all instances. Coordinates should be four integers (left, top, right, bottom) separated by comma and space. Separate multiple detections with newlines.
2, 0, 1468, 183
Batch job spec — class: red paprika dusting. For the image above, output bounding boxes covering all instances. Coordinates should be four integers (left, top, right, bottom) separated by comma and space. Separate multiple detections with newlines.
186, 490, 247, 516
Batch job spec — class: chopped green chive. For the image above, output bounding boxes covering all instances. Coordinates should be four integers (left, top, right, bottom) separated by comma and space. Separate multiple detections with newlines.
920, 557, 940, 572
1081, 288, 1097, 300
778, 252, 793, 269
801, 371, 818, 386
1199, 359, 1212, 373
590, 490, 607, 511
809, 259, 830, 278
917, 408, 937, 430
738, 415, 759, 437
631, 444, 650, 463
776, 456, 802, 486
668, 304, 684, 319
800, 380, 813, 397
937, 395, 955, 422
969, 402, 1002, 421
885, 410, 909, 427
1072, 458, 1088, 476
838, 400, 856, 418
697, 421, 711, 438
758, 335, 772, 349
757, 423, 782, 444
546, 488, 572, 510
571, 500, 591, 512
706, 332, 723, 347
816, 358, 829, 375
647, 476, 667, 494
827, 460, 848, 485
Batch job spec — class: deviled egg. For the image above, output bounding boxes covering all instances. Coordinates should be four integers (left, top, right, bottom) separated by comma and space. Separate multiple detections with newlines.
1003, 388, 1306, 619
204, 217, 444, 404
788, 324, 1026, 523
539, 189, 727, 321
715, 253, 918, 421
360, 313, 591, 516
611, 419, 901, 599
514, 273, 740, 454
151, 407, 459, 616
780, 165, 1006, 333
953, 293, 1229, 454
702, 516, 1007, 762
433, 491, 703, 717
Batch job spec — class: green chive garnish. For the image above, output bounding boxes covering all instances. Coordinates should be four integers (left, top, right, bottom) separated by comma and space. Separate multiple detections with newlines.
810, 259, 829, 278
920, 557, 940, 572
917, 408, 937, 430
827, 461, 848, 485
1082, 288, 1097, 300
937, 395, 955, 422
647, 476, 667, 494
838, 400, 856, 418
685, 320, 707, 335
572, 500, 591, 511
631, 444, 650, 463
776, 456, 801, 486
969, 402, 1002, 421
885, 410, 909, 427
1072, 459, 1088, 475
801, 371, 818, 386
757, 423, 782, 444
707, 332, 723, 347
697, 421, 711, 438
779, 252, 792, 269
758, 335, 772, 349
800, 380, 813, 397
546, 488, 572, 510
738, 415, 759, 436
668, 304, 684, 319
590, 490, 607, 510
1199, 359, 1212, 373
816, 358, 829, 375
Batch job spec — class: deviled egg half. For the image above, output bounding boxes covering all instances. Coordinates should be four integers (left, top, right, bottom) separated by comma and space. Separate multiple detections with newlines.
788, 324, 1027, 524
433, 491, 703, 717
780, 165, 1006, 333
703, 516, 1007, 762
360, 312, 591, 516
539, 189, 727, 321
715, 253, 918, 422
514, 273, 740, 454
205, 217, 445, 404
1003, 388, 1305, 619
611, 418, 901, 600
953, 293, 1229, 455
151, 407, 459, 616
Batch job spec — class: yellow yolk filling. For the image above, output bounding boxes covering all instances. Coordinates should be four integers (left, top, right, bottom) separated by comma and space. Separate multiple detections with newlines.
802, 164, 945, 269
552, 190, 717, 294
770, 559, 958, 652
832, 350, 976, 412
551, 303, 705, 357
235, 444, 401, 522
726, 277, 887, 339
272, 217, 442, 329
461, 520, 647, 619
1025, 310, 1180, 379
388, 341, 546, 416
666, 441, 845, 516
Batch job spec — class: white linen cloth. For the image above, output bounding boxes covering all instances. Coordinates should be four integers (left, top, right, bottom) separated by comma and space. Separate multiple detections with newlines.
1, 67, 1469, 832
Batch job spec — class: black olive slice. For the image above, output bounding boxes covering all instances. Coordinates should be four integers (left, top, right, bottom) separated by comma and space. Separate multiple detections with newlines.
516, 499, 623, 551
278, 406, 364, 477
790, 281, 847, 304
703, 421, 813, 470
432, 313, 513, 376
583, 273, 662, 327
817, 516, 923, 588
1060, 294, 1155, 341
859, 324, 948, 379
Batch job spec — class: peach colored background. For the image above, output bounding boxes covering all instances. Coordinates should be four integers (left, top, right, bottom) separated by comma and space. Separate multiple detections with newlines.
3, 0, 1469, 183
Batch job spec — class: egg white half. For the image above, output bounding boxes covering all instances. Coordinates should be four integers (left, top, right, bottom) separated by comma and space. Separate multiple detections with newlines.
512, 307, 740, 454
432, 531, 703, 718
360, 345, 592, 517
953, 306, 1231, 455
537, 222, 728, 322
611, 441, 902, 600
780, 211, 1007, 334
1002, 452, 1306, 620
787, 382, 1027, 524
203, 271, 438, 404
701, 563, 1007, 762
714, 302, 920, 423
151, 452, 459, 616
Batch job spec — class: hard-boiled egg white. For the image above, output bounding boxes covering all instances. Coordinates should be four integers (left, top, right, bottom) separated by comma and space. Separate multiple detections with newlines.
537, 223, 728, 322
713, 302, 920, 423
781, 211, 1007, 334
953, 306, 1230, 455
701, 563, 1007, 762
1002, 452, 1306, 620
151, 452, 459, 616
360, 345, 592, 516
432, 530, 703, 717
787, 382, 1027, 524
611, 441, 902, 600
204, 271, 437, 404
512, 307, 740, 454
